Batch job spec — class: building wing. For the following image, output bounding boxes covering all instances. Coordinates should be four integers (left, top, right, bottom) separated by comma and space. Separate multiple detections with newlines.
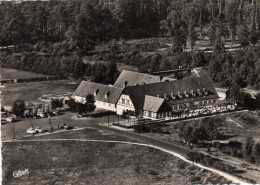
125, 75, 219, 110
114, 70, 162, 88
74, 81, 123, 104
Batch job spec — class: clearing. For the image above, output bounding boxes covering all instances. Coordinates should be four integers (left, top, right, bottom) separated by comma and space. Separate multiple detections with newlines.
0, 67, 50, 80
1, 80, 78, 106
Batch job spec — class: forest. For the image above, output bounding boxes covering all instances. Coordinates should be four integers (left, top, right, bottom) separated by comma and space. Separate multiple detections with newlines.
0, 0, 260, 89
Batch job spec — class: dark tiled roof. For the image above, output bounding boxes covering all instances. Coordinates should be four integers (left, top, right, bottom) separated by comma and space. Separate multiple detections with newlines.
125, 75, 219, 110
74, 81, 123, 104
114, 70, 161, 88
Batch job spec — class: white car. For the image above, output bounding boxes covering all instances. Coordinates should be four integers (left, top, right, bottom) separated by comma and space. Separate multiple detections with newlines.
27, 127, 43, 134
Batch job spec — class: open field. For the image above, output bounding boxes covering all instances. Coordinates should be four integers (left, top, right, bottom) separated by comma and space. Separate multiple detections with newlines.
1, 80, 78, 106
117, 63, 138, 72
0, 67, 50, 80
2, 129, 231, 185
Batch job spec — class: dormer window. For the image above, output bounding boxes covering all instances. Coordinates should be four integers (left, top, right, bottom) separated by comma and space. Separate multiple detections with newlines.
94, 89, 99, 96
203, 88, 208, 95
184, 91, 189, 98
124, 81, 128, 87
198, 89, 202, 96
105, 91, 110, 99
178, 92, 182, 99
191, 90, 196, 97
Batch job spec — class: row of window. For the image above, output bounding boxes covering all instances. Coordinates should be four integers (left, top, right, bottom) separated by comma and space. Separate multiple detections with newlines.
172, 100, 217, 110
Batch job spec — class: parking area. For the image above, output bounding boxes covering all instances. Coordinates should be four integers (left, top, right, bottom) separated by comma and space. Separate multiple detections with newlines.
1, 111, 121, 141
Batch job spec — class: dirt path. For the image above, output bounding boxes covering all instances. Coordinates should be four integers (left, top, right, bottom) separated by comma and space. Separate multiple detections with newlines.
3, 138, 248, 184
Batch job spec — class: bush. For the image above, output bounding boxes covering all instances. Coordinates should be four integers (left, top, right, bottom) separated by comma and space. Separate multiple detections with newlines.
134, 124, 151, 133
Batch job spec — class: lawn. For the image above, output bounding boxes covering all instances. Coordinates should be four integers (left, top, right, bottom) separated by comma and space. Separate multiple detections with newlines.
1, 80, 79, 106
2, 128, 230, 185
0, 68, 50, 80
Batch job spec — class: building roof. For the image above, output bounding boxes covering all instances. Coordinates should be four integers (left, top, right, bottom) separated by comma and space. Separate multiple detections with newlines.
74, 81, 123, 104
125, 75, 219, 110
143, 95, 171, 112
114, 70, 174, 88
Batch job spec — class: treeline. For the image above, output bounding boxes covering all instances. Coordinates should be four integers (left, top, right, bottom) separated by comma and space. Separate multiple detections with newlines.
0, 0, 171, 52
1, 0, 260, 52
1, 0, 260, 89
0, 52, 119, 84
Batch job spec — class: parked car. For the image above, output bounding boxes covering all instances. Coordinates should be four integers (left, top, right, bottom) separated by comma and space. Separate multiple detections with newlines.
33, 115, 41, 119
26, 127, 44, 134
35, 127, 44, 133
58, 123, 73, 130
37, 112, 47, 118
6, 117, 15, 123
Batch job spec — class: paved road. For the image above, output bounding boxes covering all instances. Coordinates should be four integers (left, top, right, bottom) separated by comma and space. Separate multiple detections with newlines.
92, 124, 189, 157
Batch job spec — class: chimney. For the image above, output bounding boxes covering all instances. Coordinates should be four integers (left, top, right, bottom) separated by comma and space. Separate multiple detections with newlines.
171, 93, 174, 98
157, 95, 160, 97
164, 94, 167, 99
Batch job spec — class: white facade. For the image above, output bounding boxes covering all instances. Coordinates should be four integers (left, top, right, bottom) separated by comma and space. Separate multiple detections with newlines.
116, 94, 135, 115
74, 95, 116, 112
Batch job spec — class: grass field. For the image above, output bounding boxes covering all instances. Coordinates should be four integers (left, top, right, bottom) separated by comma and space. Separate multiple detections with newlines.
0, 68, 50, 80
2, 129, 230, 185
1, 80, 79, 106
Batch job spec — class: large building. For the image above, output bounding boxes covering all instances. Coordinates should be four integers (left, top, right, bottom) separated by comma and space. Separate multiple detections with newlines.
74, 70, 219, 119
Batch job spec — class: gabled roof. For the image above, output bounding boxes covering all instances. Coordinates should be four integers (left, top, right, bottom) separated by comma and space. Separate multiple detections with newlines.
125, 75, 219, 110
113, 70, 162, 88
74, 81, 123, 104
143, 95, 171, 113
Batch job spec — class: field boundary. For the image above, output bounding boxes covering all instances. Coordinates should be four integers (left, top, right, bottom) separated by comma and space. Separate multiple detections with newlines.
1, 76, 66, 84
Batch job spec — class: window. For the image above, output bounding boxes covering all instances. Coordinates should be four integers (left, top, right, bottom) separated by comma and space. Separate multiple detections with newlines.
173, 105, 177, 110
199, 101, 203, 106
126, 100, 130, 105
122, 99, 125, 104
204, 101, 207, 105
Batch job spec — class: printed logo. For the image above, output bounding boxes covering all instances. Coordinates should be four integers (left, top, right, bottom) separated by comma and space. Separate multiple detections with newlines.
13, 169, 29, 178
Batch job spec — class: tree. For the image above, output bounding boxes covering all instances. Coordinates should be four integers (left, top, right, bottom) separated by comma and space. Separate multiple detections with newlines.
76, 94, 96, 116
253, 142, 260, 165
51, 98, 64, 110
249, 22, 258, 46
187, 18, 197, 51
243, 136, 255, 161
85, 94, 96, 115
67, 97, 77, 112
161, 0, 188, 52
12, 99, 25, 116
238, 24, 249, 48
